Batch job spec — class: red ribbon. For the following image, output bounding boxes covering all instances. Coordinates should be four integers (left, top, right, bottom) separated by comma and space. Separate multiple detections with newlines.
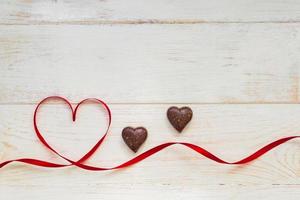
0, 96, 299, 170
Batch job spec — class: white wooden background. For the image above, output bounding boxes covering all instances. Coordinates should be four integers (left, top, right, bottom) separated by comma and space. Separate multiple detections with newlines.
1, 0, 300, 199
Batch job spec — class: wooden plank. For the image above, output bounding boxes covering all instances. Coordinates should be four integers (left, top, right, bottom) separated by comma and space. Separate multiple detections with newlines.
0, 104, 299, 187
1, 24, 300, 104
0, 185, 300, 200
1, 0, 300, 24
1, 103, 300, 199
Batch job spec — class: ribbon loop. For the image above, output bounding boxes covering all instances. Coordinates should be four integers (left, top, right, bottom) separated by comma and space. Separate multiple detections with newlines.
0, 96, 299, 171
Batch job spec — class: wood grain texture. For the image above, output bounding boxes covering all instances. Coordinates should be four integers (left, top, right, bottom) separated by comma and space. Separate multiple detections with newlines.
1, 104, 300, 180
1, 185, 300, 200
0, 104, 300, 199
1, 24, 300, 104
1, 0, 300, 24
1, 1, 300, 199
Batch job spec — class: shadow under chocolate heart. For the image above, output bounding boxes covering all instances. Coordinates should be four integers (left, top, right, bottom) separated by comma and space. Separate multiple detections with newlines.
122, 127, 148, 153
167, 106, 193, 132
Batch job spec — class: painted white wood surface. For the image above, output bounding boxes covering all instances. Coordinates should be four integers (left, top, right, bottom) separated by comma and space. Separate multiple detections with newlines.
2, 0, 300, 24
1, 24, 300, 104
1, 1, 300, 200
0, 104, 300, 199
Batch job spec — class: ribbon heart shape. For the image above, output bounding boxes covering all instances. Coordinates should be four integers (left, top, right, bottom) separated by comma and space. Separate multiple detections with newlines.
33, 96, 112, 170
1, 96, 113, 170
0, 96, 299, 171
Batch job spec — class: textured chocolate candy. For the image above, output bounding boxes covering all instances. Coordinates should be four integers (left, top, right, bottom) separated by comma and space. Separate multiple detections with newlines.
167, 106, 193, 132
122, 127, 148, 153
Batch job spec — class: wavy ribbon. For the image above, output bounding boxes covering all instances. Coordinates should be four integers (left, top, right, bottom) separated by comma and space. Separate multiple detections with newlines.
0, 96, 299, 170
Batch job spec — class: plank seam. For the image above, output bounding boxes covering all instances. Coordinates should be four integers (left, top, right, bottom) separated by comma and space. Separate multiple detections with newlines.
2, 20, 300, 25
0, 102, 300, 105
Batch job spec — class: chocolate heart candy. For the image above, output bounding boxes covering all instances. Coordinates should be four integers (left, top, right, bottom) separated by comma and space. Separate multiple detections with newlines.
167, 106, 193, 132
122, 127, 148, 153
